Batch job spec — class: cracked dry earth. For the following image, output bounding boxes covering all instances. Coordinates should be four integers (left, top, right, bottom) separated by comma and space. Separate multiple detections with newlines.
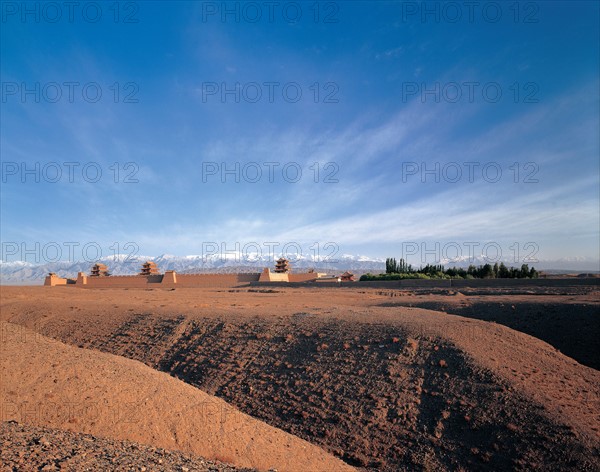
1, 285, 599, 471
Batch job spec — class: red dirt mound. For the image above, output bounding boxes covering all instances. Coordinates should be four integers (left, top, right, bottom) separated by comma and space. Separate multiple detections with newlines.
0, 320, 355, 472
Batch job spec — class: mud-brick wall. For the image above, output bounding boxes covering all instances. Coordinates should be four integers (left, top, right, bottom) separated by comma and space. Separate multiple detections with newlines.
288, 273, 319, 283
83, 275, 164, 288
44, 276, 68, 286
170, 273, 261, 288
260, 271, 288, 282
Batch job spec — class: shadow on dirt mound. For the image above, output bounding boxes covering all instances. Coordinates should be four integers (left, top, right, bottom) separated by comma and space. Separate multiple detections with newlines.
379, 300, 599, 370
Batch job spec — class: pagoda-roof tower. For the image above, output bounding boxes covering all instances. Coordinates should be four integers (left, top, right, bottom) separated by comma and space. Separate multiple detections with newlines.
274, 257, 291, 273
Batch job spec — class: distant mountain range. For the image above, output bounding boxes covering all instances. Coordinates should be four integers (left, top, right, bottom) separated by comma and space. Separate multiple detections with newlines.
1, 253, 598, 284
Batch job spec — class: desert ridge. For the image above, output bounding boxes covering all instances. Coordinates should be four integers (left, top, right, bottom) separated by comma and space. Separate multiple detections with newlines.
0, 320, 355, 472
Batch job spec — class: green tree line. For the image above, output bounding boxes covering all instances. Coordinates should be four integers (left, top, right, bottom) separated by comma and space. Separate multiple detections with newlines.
361, 258, 538, 281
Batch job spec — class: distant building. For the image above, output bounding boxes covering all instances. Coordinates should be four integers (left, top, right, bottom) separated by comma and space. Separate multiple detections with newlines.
340, 271, 355, 282
90, 263, 110, 277
274, 257, 291, 273
139, 261, 160, 276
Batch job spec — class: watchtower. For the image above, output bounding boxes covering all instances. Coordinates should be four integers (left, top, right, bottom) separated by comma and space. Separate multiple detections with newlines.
90, 263, 110, 276
274, 257, 290, 273
139, 261, 159, 276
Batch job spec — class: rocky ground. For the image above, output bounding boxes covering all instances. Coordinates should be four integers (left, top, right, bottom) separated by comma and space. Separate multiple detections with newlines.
0, 421, 255, 472
1, 284, 599, 471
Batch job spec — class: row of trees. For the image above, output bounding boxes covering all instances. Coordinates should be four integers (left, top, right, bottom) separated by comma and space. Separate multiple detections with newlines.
385, 257, 414, 274
378, 257, 538, 280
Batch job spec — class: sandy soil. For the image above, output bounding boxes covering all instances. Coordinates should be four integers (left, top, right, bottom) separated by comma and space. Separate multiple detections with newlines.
1, 285, 599, 471
0, 319, 354, 472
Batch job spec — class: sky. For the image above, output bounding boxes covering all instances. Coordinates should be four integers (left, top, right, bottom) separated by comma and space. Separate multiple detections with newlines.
1, 1, 599, 269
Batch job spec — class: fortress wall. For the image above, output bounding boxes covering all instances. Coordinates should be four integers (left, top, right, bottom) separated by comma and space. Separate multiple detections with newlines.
259, 269, 272, 282
161, 271, 177, 287
172, 273, 261, 288
146, 274, 164, 284
288, 273, 319, 283
83, 275, 164, 288
44, 276, 67, 286
256, 271, 332, 283
47, 272, 261, 288
263, 272, 289, 282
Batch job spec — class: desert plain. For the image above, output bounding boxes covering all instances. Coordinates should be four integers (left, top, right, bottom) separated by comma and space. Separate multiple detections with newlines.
1, 283, 599, 471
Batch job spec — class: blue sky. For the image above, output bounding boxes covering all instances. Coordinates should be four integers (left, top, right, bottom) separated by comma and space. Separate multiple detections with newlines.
1, 1, 599, 268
